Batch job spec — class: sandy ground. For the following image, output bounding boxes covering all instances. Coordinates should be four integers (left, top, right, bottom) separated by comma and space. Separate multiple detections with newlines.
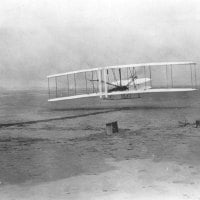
0, 103, 200, 200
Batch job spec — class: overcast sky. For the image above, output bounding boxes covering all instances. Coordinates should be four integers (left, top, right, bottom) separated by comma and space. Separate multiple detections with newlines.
0, 0, 200, 89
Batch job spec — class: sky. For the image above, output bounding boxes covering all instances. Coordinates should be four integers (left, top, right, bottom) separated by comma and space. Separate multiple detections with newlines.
0, 0, 200, 89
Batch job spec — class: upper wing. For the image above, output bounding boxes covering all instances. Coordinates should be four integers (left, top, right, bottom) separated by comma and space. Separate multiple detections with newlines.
47, 61, 196, 78
105, 61, 196, 70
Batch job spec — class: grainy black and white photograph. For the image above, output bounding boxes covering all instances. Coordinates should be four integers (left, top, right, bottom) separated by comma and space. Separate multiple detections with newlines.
0, 0, 200, 199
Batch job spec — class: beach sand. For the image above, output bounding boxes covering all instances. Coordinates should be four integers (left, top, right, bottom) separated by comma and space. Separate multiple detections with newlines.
0, 90, 200, 199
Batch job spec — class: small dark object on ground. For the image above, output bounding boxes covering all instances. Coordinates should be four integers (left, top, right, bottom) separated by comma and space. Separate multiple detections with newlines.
196, 120, 200, 128
106, 121, 119, 135
178, 120, 190, 127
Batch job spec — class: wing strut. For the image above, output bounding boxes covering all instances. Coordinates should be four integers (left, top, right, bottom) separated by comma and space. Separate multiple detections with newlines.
104, 69, 108, 98
166, 65, 168, 88
98, 69, 102, 98
190, 63, 193, 88
55, 77, 58, 97
194, 63, 197, 88
149, 66, 152, 88
74, 74, 76, 95
170, 64, 173, 88
144, 66, 147, 89
67, 75, 69, 95
91, 71, 95, 93
85, 72, 88, 93
48, 78, 50, 99
119, 68, 122, 86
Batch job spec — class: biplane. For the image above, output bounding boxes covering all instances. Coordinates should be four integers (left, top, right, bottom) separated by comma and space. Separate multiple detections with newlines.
47, 62, 198, 102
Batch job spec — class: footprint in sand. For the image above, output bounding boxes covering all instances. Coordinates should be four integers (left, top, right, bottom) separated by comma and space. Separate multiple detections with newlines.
173, 180, 195, 185
191, 171, 198, 175
183, 194, 190, 199
138, 169, 147, 173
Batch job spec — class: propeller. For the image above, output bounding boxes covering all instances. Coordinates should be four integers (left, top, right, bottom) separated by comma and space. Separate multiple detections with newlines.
126, 67, 138, 87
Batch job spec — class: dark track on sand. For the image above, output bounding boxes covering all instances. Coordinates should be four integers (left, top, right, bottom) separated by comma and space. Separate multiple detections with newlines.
0, 109, 120, 128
